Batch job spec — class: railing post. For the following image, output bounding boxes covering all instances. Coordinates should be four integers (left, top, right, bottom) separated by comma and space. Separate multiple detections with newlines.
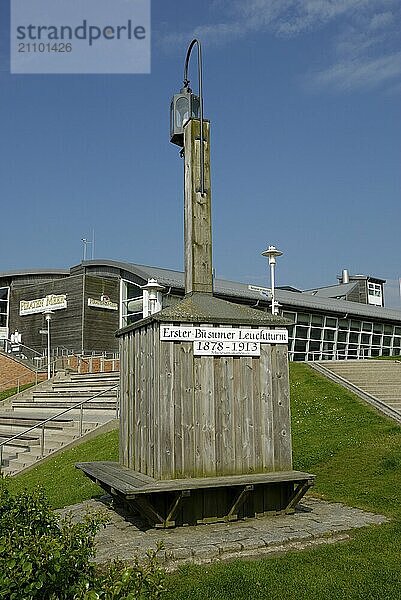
17, 379, 20, 394
0, 445, 3, 474
79, 404, 83, 437
40, 423, 45, 458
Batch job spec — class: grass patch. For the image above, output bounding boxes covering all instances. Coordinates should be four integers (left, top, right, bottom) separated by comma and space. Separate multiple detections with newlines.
8, 362, 401, 598
0, 383, 34, 402
164, 363, 401, 599
8, 429, 119, 508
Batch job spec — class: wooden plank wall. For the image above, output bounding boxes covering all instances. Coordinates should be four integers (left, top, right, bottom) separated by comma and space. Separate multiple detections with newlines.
119, 323, 293, 479
9, 275, 84, 353
83, 275, 119, 352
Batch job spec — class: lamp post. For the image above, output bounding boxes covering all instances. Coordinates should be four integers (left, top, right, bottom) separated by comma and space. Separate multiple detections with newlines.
261, 245, 283, 315
43, 309, 54, 379
170, 38, 205, 195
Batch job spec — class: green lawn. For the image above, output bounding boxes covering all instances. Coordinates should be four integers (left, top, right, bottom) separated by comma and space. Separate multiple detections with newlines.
0, 383, 34, 402
165, 364, 401, 599
8, 429, 119, 508
8, 363, 401, 599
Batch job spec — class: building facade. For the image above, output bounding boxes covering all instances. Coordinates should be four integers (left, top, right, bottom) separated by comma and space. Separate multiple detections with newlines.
0, 260, 400, 361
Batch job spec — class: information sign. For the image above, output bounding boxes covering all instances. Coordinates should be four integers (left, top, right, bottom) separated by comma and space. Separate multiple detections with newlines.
160, 325, 287, 355
160, 325, 288, 344
194, 340, 260, 356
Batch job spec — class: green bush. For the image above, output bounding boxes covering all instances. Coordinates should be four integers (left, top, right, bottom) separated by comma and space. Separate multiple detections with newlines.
0, 477, 166, 600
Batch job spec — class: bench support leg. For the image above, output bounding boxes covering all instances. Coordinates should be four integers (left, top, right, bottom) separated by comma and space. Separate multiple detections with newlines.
226, 485, 254, 521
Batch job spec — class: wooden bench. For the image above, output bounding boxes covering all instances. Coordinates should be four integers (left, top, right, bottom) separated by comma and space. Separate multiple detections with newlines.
76, 461, 315, 528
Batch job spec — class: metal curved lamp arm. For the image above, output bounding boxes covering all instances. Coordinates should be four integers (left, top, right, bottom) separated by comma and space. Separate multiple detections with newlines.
183, 39, 205, 196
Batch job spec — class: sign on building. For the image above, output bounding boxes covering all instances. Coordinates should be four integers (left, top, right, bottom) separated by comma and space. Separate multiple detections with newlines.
160, 325, 288, 356
19, 294, 67, 316
88, 297, 118, 311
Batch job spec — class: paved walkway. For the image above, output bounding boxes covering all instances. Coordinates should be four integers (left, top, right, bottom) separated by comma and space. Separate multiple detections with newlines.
57, 496, 388, 569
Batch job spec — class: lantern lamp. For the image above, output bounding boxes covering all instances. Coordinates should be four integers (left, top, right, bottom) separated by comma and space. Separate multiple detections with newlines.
170, 85, 200, 147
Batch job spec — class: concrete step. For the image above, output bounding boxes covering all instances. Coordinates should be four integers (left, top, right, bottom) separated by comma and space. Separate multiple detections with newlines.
0, 435, 40, 448
12, 401, 116, 410
48, 387, 118, 396
0, 422, 99, 469
54, 377, 118, 385
314, 360, 401, 424
0, 416, 74, 429
0, 371, 119, 475
69, 373, 119, 382
32, 389, 117, 398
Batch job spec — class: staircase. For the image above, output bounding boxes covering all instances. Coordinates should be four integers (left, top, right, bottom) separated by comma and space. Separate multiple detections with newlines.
311, 359, 401, 424
0, 371, 119, 476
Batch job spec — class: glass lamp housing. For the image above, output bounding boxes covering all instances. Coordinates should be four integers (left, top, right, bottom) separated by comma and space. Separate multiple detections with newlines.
170, 87, 200, 147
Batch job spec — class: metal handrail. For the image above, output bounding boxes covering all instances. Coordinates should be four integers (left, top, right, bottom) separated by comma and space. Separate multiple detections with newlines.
0, 375, 37, 396
4, 339, 42, 357
1, 344, 60, 378
0, 382, 119, 472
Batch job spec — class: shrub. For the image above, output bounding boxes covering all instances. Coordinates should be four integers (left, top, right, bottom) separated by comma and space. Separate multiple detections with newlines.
0, 477, 166, 600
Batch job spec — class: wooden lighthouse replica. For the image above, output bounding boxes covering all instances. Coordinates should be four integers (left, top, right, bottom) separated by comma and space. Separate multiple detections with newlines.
77, 42, 314, 528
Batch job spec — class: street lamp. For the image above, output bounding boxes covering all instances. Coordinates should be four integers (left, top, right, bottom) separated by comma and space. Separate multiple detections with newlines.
170, 39, 206, 195
261, 245, 283, 315
43, 309, 54, 379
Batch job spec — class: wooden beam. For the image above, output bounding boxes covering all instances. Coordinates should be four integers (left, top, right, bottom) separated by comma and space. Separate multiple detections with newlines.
184, 119, 213, 295
165, 490, 191, 527
226, 484, 254, 521
286, 479, 315, 512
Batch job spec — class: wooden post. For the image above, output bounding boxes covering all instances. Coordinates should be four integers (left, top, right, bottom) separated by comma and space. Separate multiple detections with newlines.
184, 119, 213, 295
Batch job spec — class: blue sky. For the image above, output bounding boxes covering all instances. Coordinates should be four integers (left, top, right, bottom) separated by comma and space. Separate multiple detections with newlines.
1, 0, 400, 305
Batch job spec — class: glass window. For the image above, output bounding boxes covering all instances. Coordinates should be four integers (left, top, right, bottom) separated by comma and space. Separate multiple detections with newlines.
0, 288, 8, 301
325, 317, 337, 328
361, 333, 371, 345
294, 339, 307, 352
362, 321, 373, 332
350, 320, 361, 331
373, 323, 383, 334
384, 324, 393, 335
311, 315, 324, 326
349, 332, 359, 343
382, 348, 390, 356
339, 319, 349, 330
372, 335, 381, 346
120, 280, 143, 327
286, 325, 294, 337
393, 337, 401, 348
337, 331, 347, 343
309, 341, 321, 351
324, 330, 335, 341
395, 327, 401, 336
383, 336, 392, 347
297, 313, 310, 325
337, 343, 346, 358
310, 328, 322, 340
295, 326, 309, 339
283, 311, 296, 321
0, 314, 6, 327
